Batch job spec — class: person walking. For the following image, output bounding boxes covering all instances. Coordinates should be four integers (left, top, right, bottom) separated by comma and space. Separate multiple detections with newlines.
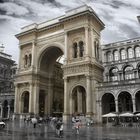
74, 119, 82, 135
31, 117, 37, 128
55, 120, 61, 137
59, 122, 63, 138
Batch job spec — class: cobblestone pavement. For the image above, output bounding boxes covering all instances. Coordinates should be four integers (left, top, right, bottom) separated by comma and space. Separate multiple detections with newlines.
0, 120, 140, 140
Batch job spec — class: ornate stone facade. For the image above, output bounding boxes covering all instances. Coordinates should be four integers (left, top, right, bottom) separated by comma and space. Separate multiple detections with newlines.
15, 5, 140, 123
0, 46, 17, 119
97, 38, 140, 122
15, 5, 105, 123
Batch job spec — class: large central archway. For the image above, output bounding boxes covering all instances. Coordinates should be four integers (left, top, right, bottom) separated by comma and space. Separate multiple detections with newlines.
38, 46, 64, 117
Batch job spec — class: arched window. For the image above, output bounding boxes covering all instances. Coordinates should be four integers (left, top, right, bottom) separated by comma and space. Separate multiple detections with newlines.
96, 42, 99, 59
94, 41, 97, 58
73, 43, 77, 58
29, 54, 32, 66
120, 49, 126, 60
106, 51, 112, 62
135, 46, 140, 57
79, 41, 84, 57
113, 50, 119, 61
24, 55, 28, 66
123, 65, 134, 80
4, 69, 7, 78
128, 48, 133, 59
109, 67, 118, 81
138, 65, 140, 78
94, 41, 99, 59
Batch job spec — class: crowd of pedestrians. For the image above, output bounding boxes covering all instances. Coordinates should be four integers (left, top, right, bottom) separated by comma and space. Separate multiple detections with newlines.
21, 115, 94, 138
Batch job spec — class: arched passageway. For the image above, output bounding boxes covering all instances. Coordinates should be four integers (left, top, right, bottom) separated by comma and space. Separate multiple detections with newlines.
135, 91, 140, 111
102, 93, 115, 114
118, 91, 133, 112
71, 86, 86, 115
21, 91, 29, 113
39, 46, 64, 117
3, 100, 8, 118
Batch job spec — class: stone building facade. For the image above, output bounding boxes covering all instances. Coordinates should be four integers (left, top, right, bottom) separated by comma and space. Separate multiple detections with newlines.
14, 5, 104, 122
0, 45, 17, 119
97, 38, 140, 122
14, 5, 140, 123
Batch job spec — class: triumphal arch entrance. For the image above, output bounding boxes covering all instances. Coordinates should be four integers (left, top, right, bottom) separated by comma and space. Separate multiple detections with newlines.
14, 5, 104, 123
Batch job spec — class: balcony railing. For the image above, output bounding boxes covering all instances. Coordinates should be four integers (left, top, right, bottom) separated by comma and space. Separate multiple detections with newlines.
99, 78, 140, 87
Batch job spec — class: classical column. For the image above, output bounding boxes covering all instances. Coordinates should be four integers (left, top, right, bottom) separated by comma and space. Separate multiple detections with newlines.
14, 84, 19, 113
98, 100, 102, 123
63, 77, 69, 122
135, 70, 139, 79
132, 98, 136, 112
34, 82, 39, 115
115, 99, 118, 112
64, 32, 68, 64
133, 47, 136, 58
90, 27, 94, 58
69, 96, 73, 115
7, 105, 10, 118
118, 49, 120, 61
0, 105, 3, 118
29, 82, 34, 113
85, 27, 89, 60
31, 41, 35, 66
86, 75, 92, 116
77, 87, 82, 113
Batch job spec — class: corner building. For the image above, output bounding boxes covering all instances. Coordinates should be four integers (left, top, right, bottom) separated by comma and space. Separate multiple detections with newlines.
98, 38, 140, 122
0, 46, 17, 119
15, 5, 140, 123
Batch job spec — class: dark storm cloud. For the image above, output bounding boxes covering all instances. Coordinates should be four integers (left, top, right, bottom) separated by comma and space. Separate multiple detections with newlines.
0, 0, 140, 61
0, 0, 4, 3
119, 24, 139, 38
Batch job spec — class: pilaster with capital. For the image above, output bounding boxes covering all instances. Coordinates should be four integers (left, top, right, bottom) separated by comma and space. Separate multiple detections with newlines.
64, 32, 68, 64
0, 105, 3, 118
29, 82, 34, 113
115, 99, 118, 112
33, 82, 39, 114
7, 105, 10, 118
132, 98, 136, 112
31, 41, 35, 66
14, 84, 19, 113
63, 77, 70, 123
86, 75, 92, 116
85, 27, 90, 60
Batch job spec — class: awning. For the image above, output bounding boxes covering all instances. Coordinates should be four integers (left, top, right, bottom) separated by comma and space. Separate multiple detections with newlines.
102, 113, 118, 117
135, 113, 140, 116
119, 112, 133, 117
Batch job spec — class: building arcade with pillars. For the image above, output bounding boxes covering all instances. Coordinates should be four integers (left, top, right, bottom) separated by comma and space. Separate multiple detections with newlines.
0, 45, 17, 119
14, 5, 140, 123
98, 38, 140, 122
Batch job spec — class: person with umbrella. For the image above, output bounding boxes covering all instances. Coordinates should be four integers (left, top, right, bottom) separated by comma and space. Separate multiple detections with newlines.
31, 117, 38, 128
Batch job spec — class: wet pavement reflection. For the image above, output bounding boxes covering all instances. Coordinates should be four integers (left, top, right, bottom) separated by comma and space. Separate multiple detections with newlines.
0, 120, 140, 140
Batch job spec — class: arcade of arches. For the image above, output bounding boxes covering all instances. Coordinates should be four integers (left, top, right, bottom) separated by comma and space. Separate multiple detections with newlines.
101, 91, 140, 115
0, 99, 14, 118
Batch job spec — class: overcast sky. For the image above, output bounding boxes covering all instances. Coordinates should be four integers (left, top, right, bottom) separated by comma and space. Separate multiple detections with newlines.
0, 0, 140, 63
